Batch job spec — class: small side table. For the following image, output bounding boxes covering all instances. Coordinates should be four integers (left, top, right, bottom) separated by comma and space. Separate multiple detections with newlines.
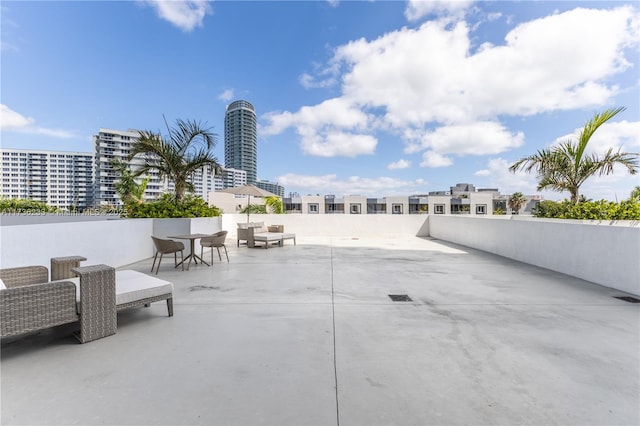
71, 264, 117, 343
51, 256, 87, 281
268, 225, 284, 233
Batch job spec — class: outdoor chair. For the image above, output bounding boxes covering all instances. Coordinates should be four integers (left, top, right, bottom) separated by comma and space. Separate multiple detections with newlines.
151, 236, 185, 275
200, 231, 229, 263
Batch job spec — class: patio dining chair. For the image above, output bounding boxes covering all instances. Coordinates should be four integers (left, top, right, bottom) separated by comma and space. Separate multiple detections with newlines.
151, 236, 185, 274
200, 231, 229, 263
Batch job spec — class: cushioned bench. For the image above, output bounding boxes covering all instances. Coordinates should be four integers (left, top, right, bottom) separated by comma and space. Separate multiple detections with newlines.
237, 221, 296, 248
1, 264, 173, 343
253, 232, 297, 249
63, 269, 174, 316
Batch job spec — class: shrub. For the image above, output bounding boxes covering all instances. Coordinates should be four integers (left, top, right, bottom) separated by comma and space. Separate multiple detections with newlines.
125, 194, 221, 218
532, 198, 640, 220
0, 198, 57, 213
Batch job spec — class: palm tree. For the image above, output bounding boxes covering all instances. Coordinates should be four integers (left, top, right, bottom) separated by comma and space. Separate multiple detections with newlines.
265, 196, 283, 214
509, 107, 639, 203
508, 192, 526, 215
129, 118, 222, 202
112, 159, 149, 206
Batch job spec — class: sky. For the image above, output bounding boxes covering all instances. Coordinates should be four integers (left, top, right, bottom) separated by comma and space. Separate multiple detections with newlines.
1, 0, 639, 201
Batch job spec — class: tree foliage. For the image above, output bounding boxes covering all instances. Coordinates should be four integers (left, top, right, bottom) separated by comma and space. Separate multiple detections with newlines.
510, 107, 639, 203
508, 192, 526, 214
125, 194, 221, 218
265, 196, 283, 214
112, 159, 149, 206
129, 118, 222, 202
532, 193, 640, 220
0, 198, 57, 213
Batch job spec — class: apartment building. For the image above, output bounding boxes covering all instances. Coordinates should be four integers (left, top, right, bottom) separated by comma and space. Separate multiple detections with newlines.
214, 167, 247, 192
255, 180, 284, 197
0, 148, 94, 209
279, 184, 539, 215
93, 128, 222, 206
224, 100, 257, 184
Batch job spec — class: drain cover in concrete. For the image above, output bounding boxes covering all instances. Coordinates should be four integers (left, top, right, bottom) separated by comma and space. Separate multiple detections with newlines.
389, 294, 413, 302
613, 296, 640, 303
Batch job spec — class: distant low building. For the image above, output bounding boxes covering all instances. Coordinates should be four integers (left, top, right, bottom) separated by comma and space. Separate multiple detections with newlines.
278, 183, 540, 215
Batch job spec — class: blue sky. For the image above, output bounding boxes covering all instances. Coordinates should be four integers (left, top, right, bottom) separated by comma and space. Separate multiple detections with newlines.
2, 1, 639, 201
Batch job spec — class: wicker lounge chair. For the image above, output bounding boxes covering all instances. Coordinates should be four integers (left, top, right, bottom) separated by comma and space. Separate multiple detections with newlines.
237, 222, 296, 249
1, 264, 174, 343
200, 231, 229, 263
0, 264, 116, 343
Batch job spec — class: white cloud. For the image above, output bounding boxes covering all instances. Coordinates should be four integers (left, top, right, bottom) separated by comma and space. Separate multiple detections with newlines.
262, 6, 639, 165
262, 97, 377, 157
405, 0, 474, 21
474, 157, 539, 196
0, 104, 75, 138
218, 89, 235, 102
415, 121, 524, 156
387, 159, 411, 170
326, 0, 340, 9
300, 131, 377, 157
553, 119, 640, 154
299, 72, 337, 89
142, 0, 212, 32
276, 173, 427, 196
420, 151, 453, 168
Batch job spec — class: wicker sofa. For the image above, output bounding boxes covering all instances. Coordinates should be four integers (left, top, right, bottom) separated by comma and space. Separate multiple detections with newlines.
237, 222, 296, 249
0, 264, 117, 343
1, 264, 174, 343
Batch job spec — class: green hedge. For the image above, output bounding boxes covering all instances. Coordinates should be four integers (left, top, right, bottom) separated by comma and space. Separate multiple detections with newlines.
125, 194, 221, 218
532, 199, 640, 220
0, 198, 57, 213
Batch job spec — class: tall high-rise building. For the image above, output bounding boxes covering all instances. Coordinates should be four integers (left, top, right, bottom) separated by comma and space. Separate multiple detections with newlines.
224, 100, 257, 184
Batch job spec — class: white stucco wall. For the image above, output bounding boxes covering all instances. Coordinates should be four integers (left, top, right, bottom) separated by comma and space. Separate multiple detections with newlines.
2, 214, 636, 296
428, 215, 640, 296
221, 213, 430, 238
0, 219, 154, 270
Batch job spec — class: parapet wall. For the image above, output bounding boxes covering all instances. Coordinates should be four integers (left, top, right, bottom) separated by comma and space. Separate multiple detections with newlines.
428, 215, 640, 296
222, 213, 430, 238
2, 213, 637, 296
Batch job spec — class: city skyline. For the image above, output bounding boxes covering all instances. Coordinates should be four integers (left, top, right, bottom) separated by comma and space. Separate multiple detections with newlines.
1, 1, 639, 201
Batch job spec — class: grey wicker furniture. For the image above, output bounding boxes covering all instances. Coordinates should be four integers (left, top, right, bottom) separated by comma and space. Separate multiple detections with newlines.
113, 270, 173, 317
0, 264, 117, 343
51, 256, 87, 281
151, 236, 185, 274
237, 222, 296, 249
200, 231, 229, 263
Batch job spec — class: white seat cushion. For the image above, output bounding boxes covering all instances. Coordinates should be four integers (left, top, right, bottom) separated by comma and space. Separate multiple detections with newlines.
51, 270, 173, 306
113, 270, 173, 305
0, 278, 6, 290
254, 233, 284, 242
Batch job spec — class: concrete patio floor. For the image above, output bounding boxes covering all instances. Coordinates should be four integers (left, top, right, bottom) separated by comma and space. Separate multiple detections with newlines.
1, 236, 639, 426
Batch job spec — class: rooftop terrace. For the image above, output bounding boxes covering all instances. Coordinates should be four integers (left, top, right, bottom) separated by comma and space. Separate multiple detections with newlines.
2, 235, 638, 425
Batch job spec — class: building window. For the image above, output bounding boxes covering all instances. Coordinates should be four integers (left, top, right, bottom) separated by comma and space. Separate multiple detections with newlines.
435, 204, 445, 214
350, 203, 361, 214
392, 204, 403, 214
476, 204, 487, 215
308, 203, 319, 214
